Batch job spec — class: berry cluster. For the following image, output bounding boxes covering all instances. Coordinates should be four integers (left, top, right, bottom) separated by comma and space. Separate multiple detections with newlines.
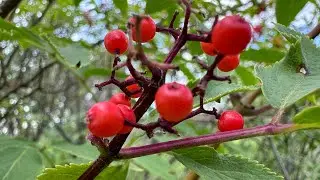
87, 14, 251, 138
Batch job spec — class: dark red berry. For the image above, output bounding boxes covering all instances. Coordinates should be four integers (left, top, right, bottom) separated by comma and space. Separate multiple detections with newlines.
109, 93, 131, 107
155, 82, 193, 122
87, 102, 124, 137
130, 16, 156, 42
200, 42, 216, 56
217, 55, 240, 72
211, 15, 252, 55
126, 76, 142, 98
117, 104, 136, 134
218, 110, 244, 132
104, 30, 128, 55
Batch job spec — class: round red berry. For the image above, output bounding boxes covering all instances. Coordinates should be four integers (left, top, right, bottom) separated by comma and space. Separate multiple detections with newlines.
130, 16, 156, 42
211, 15, 252, 55
217, 55, 240, 72
218, 110, 244, 132
200, 42, 216, 56
109, 93, 131, 107
117, 104, 136, 134
87, 102, 124, 137
155, 82, 193, 122
126, 76, 142, 98
104, 30, 128, 55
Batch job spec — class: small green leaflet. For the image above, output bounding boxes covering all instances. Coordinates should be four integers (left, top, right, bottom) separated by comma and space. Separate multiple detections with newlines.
274, 24, 304, 44
293, 106, 320, 125
240, 48, 285, 64
275, 0, 308, 26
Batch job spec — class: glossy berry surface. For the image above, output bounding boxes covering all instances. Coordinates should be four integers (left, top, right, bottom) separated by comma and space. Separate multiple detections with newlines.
109, 93, 131, 107
87, 102, 124, 137
104, 30, 128, 55
126, 76, 142, 98
117, 104, 136, 134
200, 42, 216, 56
217, 55, 240, 72
211, 15, 252, 55
130, 16, 156, 42
218, 110, 244, 132
155, 82, 193, 122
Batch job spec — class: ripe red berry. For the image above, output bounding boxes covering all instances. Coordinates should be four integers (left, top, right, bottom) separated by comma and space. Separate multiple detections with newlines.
211, 15, 252, 55
117, 104, 136, 134
130, 16, 156, 42
109, 93, 131, 107
200, 42, 216, 56
87, 102, 124, 137
217, 55, 240, 72
253, 25, 263, 35
218, 110, 244, 132
126, 76, 142, 98
155, 82, 193, 122
104, 30, 128, 55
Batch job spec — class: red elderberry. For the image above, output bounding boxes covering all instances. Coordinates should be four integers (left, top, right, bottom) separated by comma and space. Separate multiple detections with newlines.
200, 42, 216, 56
109, 92, 131, 107
126, 76, 142, 98
155, 82, 193, 122
117, 104, 136, 134
130, 16, 156, 42
211, 15, 252, 55
87, 102, 124, 137
217, 55, 240, 72
104, 30, 128, 55
218, 110, 244, 132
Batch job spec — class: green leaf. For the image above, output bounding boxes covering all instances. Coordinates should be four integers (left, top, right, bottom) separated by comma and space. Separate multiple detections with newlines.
293, 106, 320, 124
51, 143, 99, 161
172, 147, 283, 180
145, 0, 177, 14
256, 37, 320, 108
240, 48, 285, 64
37, 163, 129, 180
274, 24, 304, 43
133, 155, 176, 180
197, 81, 259, 106
235, 66, 259, 86
73, 0, 81, 6
188, 41, 203, 55
0, 18, 51, 51
275, 0, 308, 26
81, 67, 127, 79
113, 0, 128, 17
0, 136, 43, 180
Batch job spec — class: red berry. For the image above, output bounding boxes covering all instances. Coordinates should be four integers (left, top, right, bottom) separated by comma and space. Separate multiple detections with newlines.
253, 25, 263, 35
211, 15, 252, 55
130, 16, 156, 42
104, 30, 128, 55
109, 93, 131, 107
87, 102, 124, 137
218, 110, 244, 132
200, 42, 216, 56
126, 76, 142, 98
217, 55, 240, 72
117, 104, 136, 134
155, 82, 193, 122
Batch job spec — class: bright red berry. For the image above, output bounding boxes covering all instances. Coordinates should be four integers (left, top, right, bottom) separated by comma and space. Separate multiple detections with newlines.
155, 82, 193, 122
104, 30, 128, 55
126, 76, 142, 98
211, 15, 252, 55
117, 104, 136, 134
218, 110, 244, 132
200, 42, 216, 56
109, 93, 131, 107
130, 16, 156, 42
217, 55, 240, 72
87, 102, 124, 137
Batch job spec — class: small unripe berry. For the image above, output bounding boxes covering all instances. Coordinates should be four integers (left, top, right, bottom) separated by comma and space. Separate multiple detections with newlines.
217, 55, 240, 72
117, 104, 136, 134
130, 16, 156, 42
200, 42, 216, 56
211, 15, 252, 55
87, 102, 124, 137
126, 76, 142, 98
155, 82, 193, 122
104, 30, 128, 55
218, 110, 244, 132
109, 93, 131, 107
